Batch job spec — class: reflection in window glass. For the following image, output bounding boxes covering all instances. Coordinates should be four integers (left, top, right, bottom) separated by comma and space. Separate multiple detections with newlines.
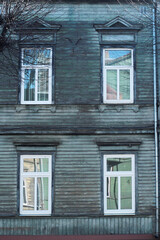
23, 158, 36, 172
106, 70, 117, 100
23, 180, 27, 204
119, 70, 130, 100
107, 158, 131, 172
37, 177, 49, 210
121, 177, 132, 209
105, 50, 131, 66
24, 69, 35, 101
23, 178, 34, 211
37, 69, 49, 101
23, 158, 49, 172
23, 49, 51, 65
107, 177, 118, 210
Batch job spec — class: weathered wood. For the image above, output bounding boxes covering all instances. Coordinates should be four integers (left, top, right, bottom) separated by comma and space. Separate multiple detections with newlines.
0, 0, 158, 237
0, 216, 153, 235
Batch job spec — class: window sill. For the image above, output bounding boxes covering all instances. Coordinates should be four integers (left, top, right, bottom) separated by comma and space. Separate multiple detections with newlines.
16, 105, 56, 113
104, 212, 135, 216
98, 104, 139, 113
20, 214, 52, 216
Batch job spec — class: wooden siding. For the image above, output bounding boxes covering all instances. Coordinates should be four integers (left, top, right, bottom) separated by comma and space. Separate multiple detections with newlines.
0, 134, 155, 217
0, 216, 154, 235
0, 3, 154, 105
0, 1, 157, 237
0, 105, 154, 130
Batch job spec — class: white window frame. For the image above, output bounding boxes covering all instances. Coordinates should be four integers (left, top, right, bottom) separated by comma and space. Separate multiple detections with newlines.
103, 48, 134, 104
20, 155, 52, 216
21, 48, 52, 104
103, 154, 135, 215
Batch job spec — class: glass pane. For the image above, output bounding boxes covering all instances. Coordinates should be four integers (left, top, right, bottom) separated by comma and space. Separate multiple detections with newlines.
37, 177, 49, 210
119, 70, 130, 100
37, 69, 49, 101
36, 158, 49, 172
107, 177, 118, 210
106, 70, 117, 100
121, 177, 132, 209
23, 158, 49, 172
23, 181, 27, 204
105, 50, 132, 66
24, 69, 35, 101
107, 157, 131, 172
23, 48, 51, 65
23, 177, 35, 211
23, 158, 36, 172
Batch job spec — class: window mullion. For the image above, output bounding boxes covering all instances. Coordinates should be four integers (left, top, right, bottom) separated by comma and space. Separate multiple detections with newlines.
35, 69, 38, 102
118, 176, 121, 210
104, 66, 107, 102
20, 176, 24, 213
132, 175, 135, 212
21, 69, 24, 103
117, 69, 119, 100
130, 67, 133, 102
49, 67, 52, 103
34, 177, 37, 212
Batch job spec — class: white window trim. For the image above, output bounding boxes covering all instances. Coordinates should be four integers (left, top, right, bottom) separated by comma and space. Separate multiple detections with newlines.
103, 48, 134, 104
103, 154, 135, 215
21, 48, 52, 105
20, 155, 52, 216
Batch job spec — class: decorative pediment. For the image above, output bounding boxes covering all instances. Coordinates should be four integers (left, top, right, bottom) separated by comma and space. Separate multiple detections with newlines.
17, 17, 61, 31
94, 16, 142, 31
104, 16, 132, 28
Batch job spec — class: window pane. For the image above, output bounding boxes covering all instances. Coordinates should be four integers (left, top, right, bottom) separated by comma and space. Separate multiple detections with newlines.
106, 70, 117, 100
23, 158, 36, 172
23, 181, 27, 204
105, 50, 131, 66
23, 158, 49, 172
107, 158, 131, 171
23, 178, 35, 211
24, 69, 35, 101
37, 69, 49, 101
107, 177, 118, 210
121, 177, 132, 209
119, 70, 130, 100
23, 48, 51, 65
37, 177, 49, 210
36, 158, 49, 172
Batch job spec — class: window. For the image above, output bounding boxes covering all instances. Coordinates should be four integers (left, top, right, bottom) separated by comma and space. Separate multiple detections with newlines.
21, 48, 52, 104
103, 154, 135, 215
20, 155, 52, 215
103, 49, 133, 103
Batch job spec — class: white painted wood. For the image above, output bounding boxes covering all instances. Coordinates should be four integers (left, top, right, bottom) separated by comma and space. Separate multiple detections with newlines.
20, 155, 52, 216
21, 48, 52, 104
103, 48, 134, 104
103, 154, 135, 215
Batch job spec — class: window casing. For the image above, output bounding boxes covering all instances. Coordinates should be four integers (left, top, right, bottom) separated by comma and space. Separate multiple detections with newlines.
21, 48, 52, 104
20, 155, 52, 216
103, 48, 134, 104
103, 154, 135, 215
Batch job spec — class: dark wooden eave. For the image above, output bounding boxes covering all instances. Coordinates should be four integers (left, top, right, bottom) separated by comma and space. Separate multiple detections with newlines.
96, 142, 142, 146
0, 126, 154, 135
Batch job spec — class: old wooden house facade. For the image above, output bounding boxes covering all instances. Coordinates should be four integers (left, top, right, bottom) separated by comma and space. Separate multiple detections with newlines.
0, 0, 159, 239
